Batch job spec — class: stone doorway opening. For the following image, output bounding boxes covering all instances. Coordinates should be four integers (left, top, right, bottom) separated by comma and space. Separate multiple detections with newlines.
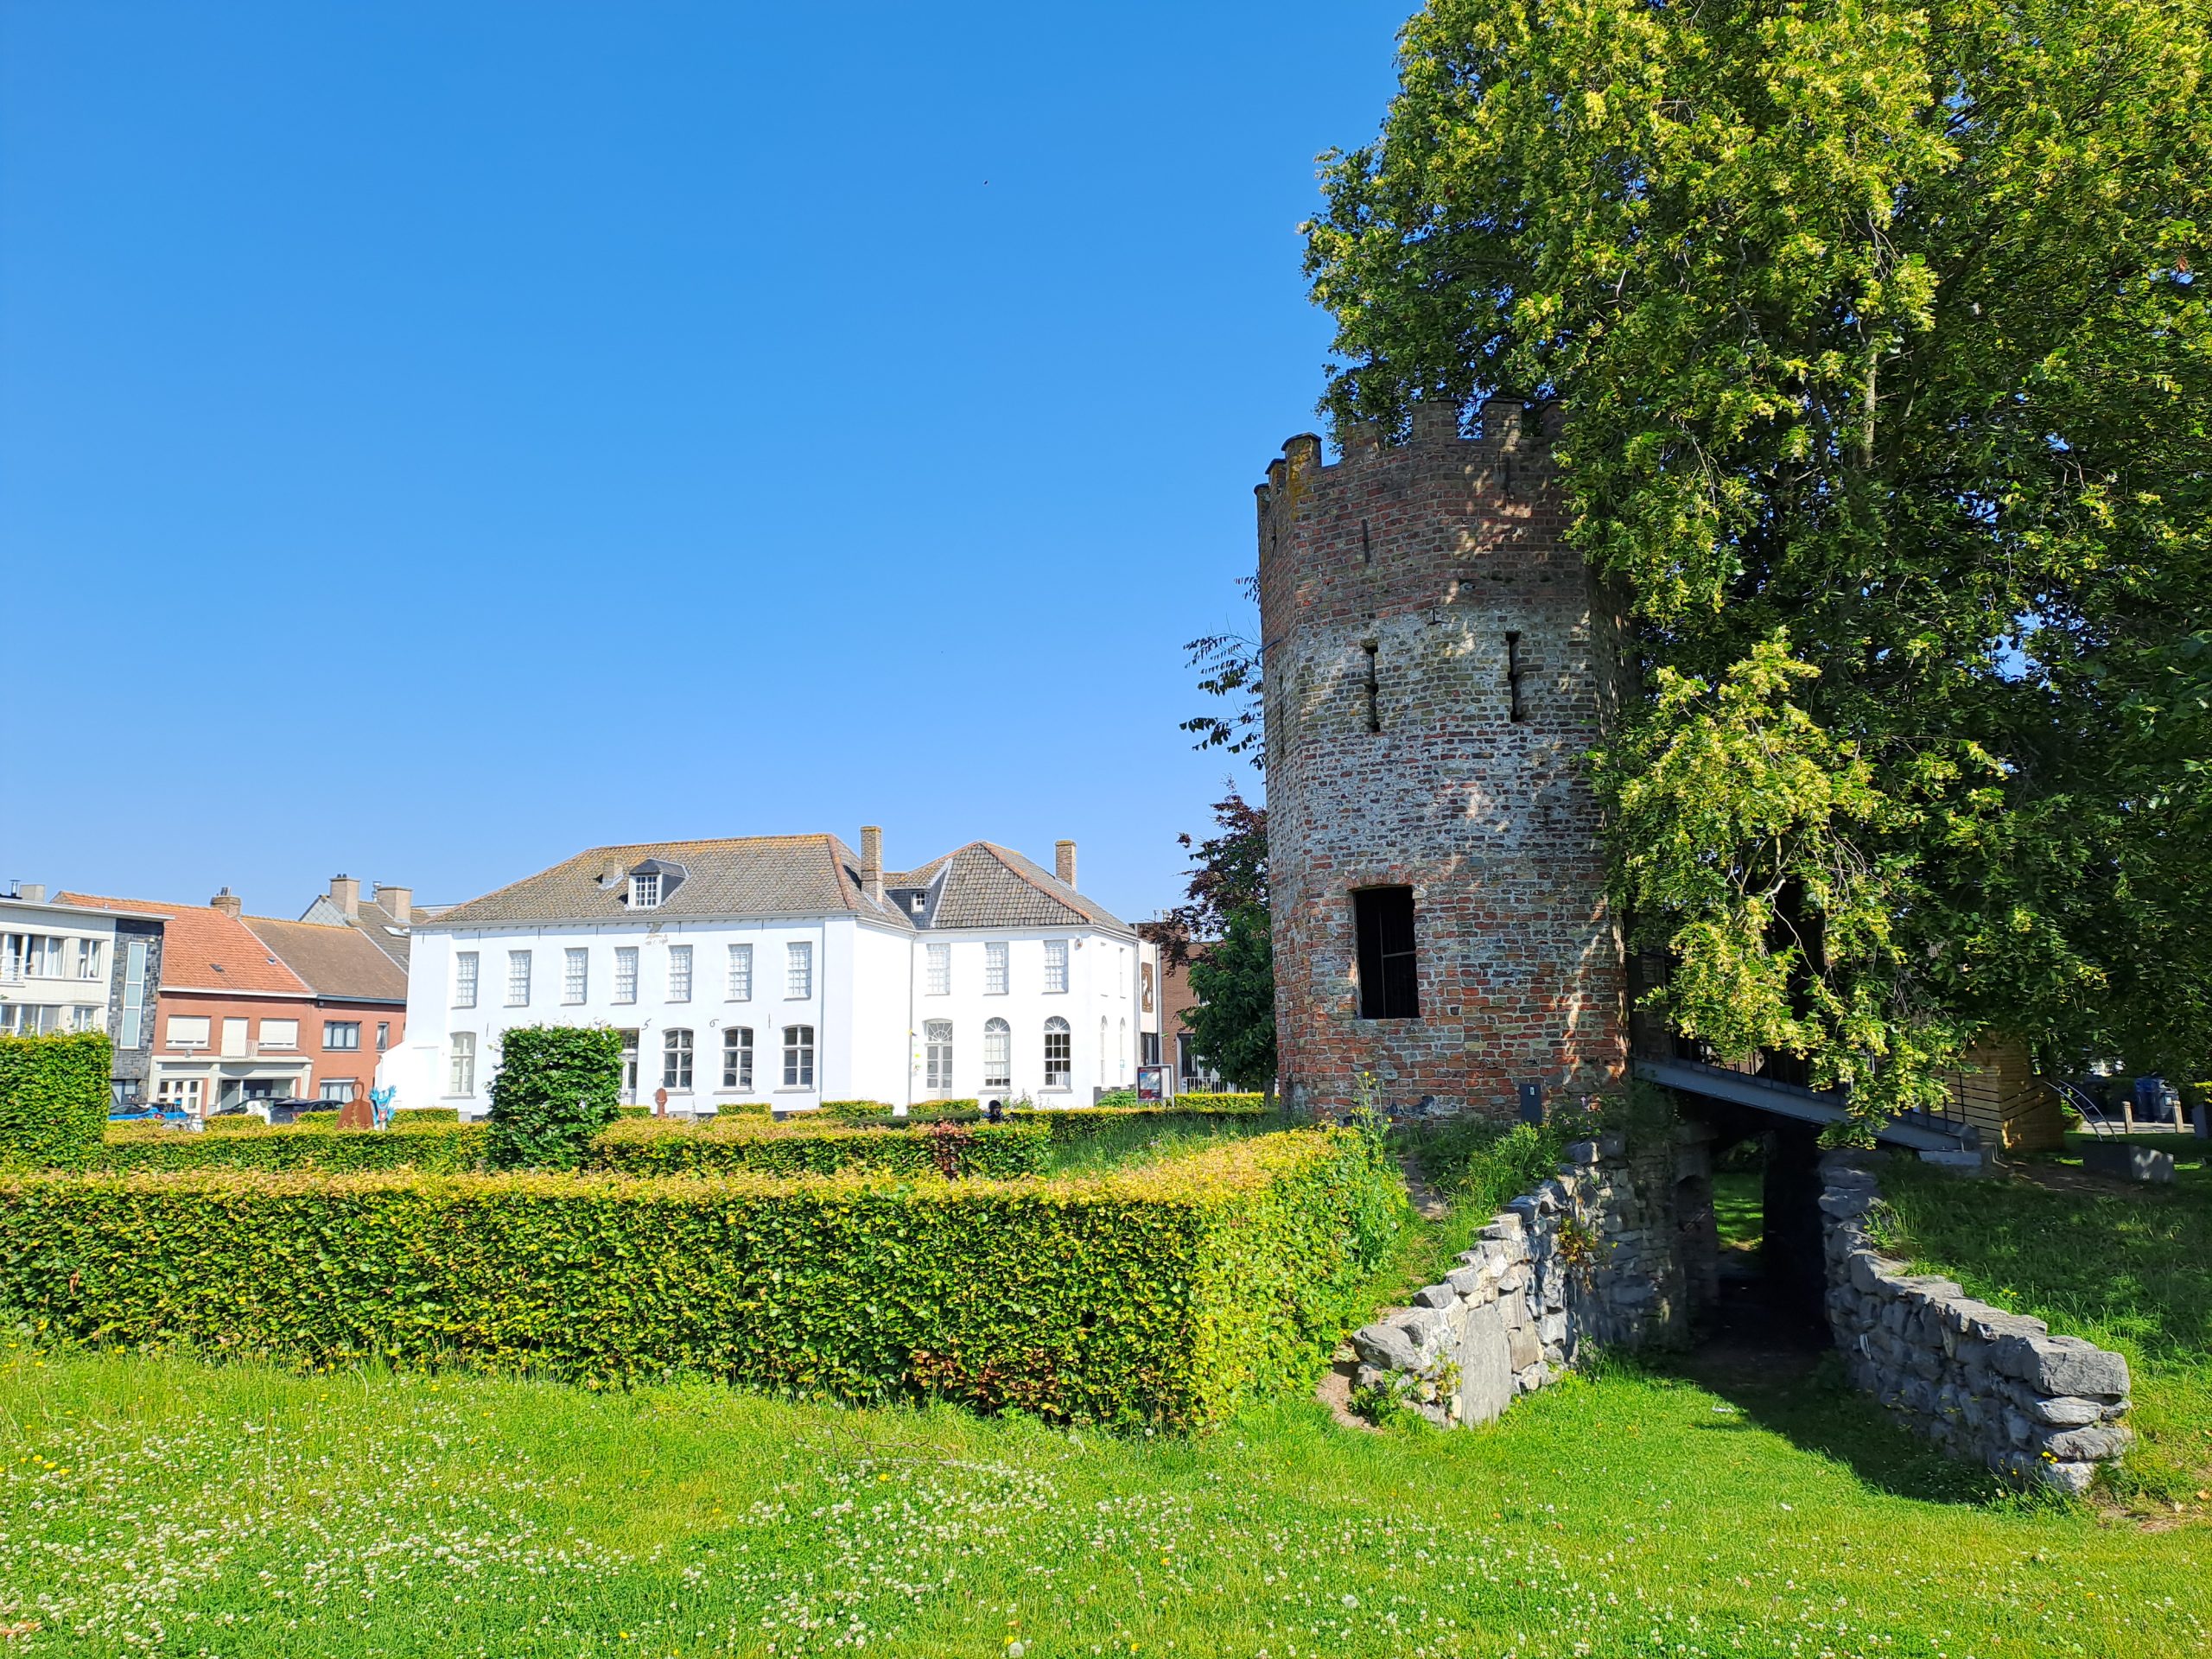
1682, 1109, 1835, 1357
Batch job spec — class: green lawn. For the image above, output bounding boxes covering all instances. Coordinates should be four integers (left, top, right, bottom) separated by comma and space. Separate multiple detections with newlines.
1712, 1170, 1763, 1255
1038, 1113, 1294, 1175
1877, 1154, 2212, 1512
5, 1325, 2208, 1655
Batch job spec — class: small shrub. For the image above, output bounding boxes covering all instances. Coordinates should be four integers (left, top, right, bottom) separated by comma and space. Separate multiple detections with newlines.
0, 1030, 112, 1170
1094, 1089, 1140, 1109
613, 1105, 652, 1119
1404, 1116, 1565, 1215
485, 1027, 624, 1170
715, 1101, 771, 1118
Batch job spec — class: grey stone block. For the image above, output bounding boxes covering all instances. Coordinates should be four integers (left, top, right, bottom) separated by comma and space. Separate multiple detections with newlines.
2039, 1424, 2130, 1462
1456, 1298, 1515, 1425
1990, 1332, 2130, 1398
1507, 1316, 1541, 1371
1446, 1266, 1486, 1296
1566, 1139, 1600, 1166
1351, 1322, 1420, 1371
2036, 1459, 2099, 1497
2025, 1395, 2106, 1427
1412, 1283, 1458, 1310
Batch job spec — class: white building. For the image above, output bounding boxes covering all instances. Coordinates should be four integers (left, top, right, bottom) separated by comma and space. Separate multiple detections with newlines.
0, 884, 164, 1103
379, 830, 1160, 1116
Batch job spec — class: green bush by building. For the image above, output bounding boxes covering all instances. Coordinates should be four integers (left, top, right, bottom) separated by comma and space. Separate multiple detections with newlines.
0, 1030, 113, 1171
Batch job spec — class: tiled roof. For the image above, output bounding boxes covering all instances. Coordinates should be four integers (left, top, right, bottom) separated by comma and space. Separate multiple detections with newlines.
244, 917, 409, 1002
430, 836, 916, 929
887, 842, 1128, 931
296, 892, 446, 968
58, 894, 312, 995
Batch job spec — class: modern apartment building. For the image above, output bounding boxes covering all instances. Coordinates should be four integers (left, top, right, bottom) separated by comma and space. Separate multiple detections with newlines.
1, 884, 164, 1103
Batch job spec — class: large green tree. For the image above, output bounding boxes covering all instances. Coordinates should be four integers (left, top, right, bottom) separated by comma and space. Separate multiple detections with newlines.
1304, 0, 2211, 1115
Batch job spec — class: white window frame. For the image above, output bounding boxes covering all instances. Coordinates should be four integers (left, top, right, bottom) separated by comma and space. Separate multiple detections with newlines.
663, 1027, 694, 1090
668, 944, 693, 1002
506, 949, 532, 1007
782, 1023, 816, 1089
563, 947, 588, 1005
448, 1032, 477, 1096
926, 943, 950, 996
614, 946, 639, 1005
925, 1019, 954, 1091
1042, 1016, 1071, 1089
630, 872, 662, 909
1043, 938, 1069, 994
721, 1026, 753, 1090
727, 942, 753, 1001
323, 1020, 361, 1052
982, 1017, 1011, 1090
454, 950, 480, 1008
786, 940, 812, 999
984, 940, 1008, 995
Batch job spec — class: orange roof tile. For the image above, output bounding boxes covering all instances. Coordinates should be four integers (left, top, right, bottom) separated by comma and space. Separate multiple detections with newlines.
58, 893, 312, 995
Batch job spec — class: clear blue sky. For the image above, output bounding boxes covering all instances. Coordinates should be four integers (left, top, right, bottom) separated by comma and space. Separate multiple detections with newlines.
0, 1, 1406, 925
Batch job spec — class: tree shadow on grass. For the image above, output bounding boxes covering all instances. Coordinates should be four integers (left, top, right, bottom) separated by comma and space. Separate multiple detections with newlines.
1650, 1280, 2015, 1508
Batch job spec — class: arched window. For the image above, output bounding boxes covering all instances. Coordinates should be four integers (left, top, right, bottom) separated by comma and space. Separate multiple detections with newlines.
982, 1017, 1011, 1090
1099, 1018, 1108, 1084
925, 1020, 954, 1092
1118, 1019, 1128, 1082
783, 1024, 816, 1089
1042, 1016, 1071, 1089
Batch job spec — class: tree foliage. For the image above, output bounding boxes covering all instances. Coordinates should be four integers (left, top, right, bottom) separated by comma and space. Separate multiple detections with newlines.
1303, 0, 2212, 1108
1184, 905, 1280, 1093
1138, 787, 1269, 969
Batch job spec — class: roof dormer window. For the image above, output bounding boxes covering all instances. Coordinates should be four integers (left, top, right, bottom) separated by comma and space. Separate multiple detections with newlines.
630, 872, 662, 909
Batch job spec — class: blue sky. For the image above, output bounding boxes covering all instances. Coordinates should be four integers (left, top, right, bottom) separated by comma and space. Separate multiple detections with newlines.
0, 1, 1406, 925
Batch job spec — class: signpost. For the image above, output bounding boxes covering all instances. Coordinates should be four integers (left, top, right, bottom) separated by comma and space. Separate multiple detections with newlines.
1136, 1065, 1168, 1103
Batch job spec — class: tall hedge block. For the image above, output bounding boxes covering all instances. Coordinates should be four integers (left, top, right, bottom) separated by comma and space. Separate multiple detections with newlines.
485, 1026, 624, 1169
0, 1129, 1404, 1427
0, 1030, 112, 1170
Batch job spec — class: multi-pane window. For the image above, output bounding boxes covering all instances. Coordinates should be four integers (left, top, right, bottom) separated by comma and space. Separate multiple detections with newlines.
71, 1005, 105, 1033
786, 941, 813, 998
982, 1018, 1012, 1089
505, 949, 532, 1007
323, 1020, 361, 1051
74, 938, 103, 980
119, 939, 149, 1050
618, 1030, 639, 1103
375, 1021, 391, 1051
1042, 1017, 1071, 1088
260, 1019, 299, 1049
321, 1079, 356, 1103
727, 943, 753, 1001
668, 944, 693, 1002
664, 1027, 694, 1090
1118, 1019, 1128, 1082
926, 944, 950, 996
722, 1026, 754, 1090
984, 941, 1008, 995
454, 950, 480, 1008
448, 1033, 476, 1096
1043, 939, 1069, 994
630, 872, 661, 909
564, 947, 588, 1004
614, 946, 639, 1004
783, 1024, 816, 1088
925, 1020, 954, 1091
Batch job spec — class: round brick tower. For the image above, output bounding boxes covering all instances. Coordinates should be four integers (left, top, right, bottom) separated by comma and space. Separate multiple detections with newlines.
1258, 398, 1629, 1119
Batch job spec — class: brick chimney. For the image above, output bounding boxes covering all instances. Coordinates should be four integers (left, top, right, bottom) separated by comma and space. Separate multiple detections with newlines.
374, 882, 412, 924
210, 887, 243, 919
859, 826, 884, 905
1055, 839, 1077, 890
327, 874, 359, 921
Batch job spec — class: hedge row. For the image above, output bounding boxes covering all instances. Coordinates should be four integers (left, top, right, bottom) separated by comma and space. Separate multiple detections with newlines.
97, 1122, 491, 1173
0, 1128, 1403, 1427
0, 1031, 112, 1170
589, 1116, 1052, 1179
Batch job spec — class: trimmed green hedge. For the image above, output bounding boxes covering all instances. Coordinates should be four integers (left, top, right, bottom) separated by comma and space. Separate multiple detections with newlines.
589, 1116, 1051, 1179
0, 1128, 1402, 1426
0, 1030, 111, 1170
392, 1107, 460, 1126
96, 1122, 489, 1173
486, 1025, 624, 1170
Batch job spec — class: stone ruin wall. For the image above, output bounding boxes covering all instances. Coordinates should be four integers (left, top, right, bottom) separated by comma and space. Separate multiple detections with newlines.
1256, 401, 1629, 1122
1819, 1153, 2133, 1493
1350, 1122, 1716, 1423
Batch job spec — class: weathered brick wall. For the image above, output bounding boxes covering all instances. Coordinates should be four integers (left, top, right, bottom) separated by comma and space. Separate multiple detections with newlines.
1258, 399, 1627, 1119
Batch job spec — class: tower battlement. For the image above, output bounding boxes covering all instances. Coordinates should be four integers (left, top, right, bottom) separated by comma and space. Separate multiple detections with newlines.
1256, 397, 1627, 1120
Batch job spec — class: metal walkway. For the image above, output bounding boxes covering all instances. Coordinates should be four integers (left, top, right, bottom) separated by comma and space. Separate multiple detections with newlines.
1632, 1057, 1978, 1153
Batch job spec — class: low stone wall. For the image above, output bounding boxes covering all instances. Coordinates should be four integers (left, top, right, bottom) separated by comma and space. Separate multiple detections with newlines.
1349, 1128, 1701, 1425
1819, 1152, 2133, 1494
